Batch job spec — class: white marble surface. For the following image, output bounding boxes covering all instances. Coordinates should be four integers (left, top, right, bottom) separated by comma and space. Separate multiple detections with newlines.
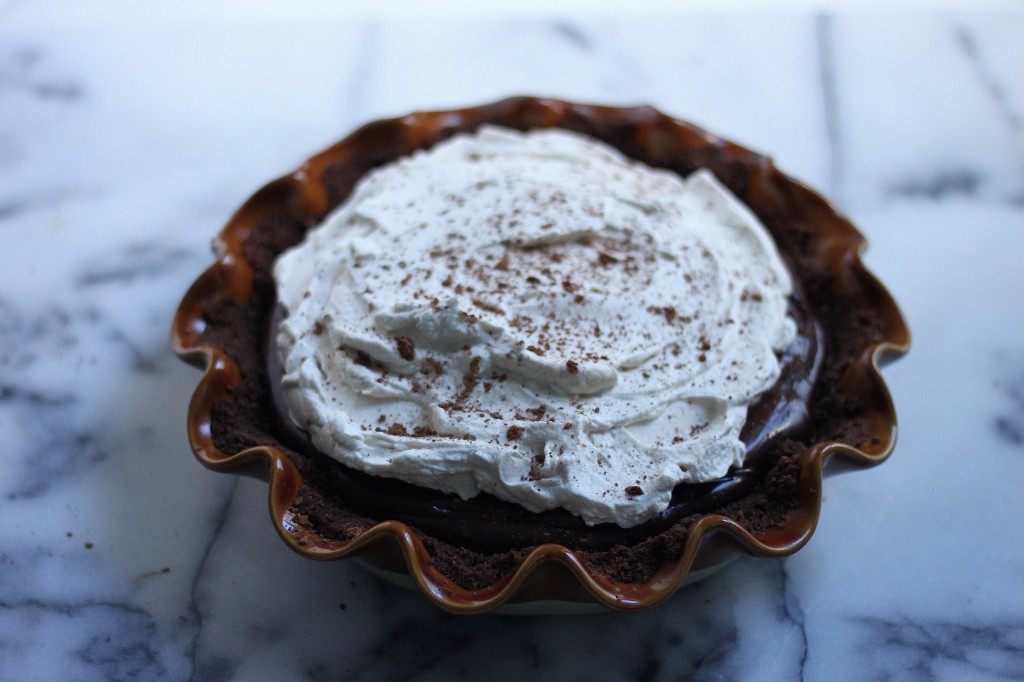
1, 3, 1023, 680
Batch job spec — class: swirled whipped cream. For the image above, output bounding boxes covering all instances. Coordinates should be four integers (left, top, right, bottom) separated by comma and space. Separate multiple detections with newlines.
274, 126, 796, 528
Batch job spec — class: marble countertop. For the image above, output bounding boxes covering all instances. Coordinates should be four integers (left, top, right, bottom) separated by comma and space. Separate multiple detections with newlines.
2, 3, 1022, 680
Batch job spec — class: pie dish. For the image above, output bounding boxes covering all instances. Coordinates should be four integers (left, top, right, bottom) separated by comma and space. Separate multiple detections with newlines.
171, 97, 909, 613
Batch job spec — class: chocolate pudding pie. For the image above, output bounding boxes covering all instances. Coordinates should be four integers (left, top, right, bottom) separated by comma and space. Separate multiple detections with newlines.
173, 97, 908, 612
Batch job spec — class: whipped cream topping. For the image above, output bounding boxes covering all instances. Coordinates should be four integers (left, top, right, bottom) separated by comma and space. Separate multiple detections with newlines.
274, 126, 796, 528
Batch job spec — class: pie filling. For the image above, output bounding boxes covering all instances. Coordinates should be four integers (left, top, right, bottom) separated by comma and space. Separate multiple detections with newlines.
260, 127, 825, 552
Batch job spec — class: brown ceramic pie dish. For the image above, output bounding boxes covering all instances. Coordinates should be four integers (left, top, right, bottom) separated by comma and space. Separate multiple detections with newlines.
172, 97, 909, 613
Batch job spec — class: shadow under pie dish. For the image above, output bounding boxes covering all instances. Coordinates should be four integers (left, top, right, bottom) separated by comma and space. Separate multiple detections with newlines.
172, 96, 909, 614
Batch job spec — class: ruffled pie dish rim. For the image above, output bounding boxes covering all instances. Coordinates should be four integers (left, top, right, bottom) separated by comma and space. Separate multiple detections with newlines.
171, 97, 909, 614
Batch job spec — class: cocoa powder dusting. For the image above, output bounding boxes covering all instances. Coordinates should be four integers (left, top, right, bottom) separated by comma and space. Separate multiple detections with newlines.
395, 336, 416, 361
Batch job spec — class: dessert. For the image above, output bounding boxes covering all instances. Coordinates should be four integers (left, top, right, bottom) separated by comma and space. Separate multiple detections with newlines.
173, 97, 909, 611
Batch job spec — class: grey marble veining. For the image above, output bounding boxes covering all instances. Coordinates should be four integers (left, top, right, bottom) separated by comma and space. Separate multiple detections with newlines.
1, 6, 1023, 681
